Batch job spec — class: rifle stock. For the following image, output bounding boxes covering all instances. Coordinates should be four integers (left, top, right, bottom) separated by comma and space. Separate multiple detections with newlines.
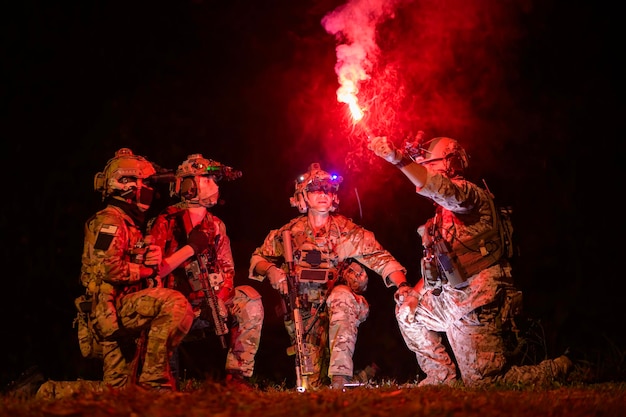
282, 230, 314, 392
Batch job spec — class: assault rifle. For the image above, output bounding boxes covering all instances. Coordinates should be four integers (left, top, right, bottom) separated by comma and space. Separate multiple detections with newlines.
185, 243, 230, 349
282, 230, 315, 392
182, 211, 229, 349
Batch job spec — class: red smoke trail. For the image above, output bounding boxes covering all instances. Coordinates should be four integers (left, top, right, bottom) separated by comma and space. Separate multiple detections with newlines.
322, 0, 402, 131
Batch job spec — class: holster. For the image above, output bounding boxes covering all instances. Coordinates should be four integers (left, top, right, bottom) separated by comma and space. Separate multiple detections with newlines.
74, 294, 103, 359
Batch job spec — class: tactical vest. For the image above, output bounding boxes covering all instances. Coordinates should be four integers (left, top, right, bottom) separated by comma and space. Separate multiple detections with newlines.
451, 196, 513, 277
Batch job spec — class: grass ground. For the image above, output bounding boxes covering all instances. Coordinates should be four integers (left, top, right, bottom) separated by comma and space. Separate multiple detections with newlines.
2, 379, 625, 417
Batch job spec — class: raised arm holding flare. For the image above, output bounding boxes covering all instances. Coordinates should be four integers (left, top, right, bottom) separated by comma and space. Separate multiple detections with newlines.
368, 134, 573, 387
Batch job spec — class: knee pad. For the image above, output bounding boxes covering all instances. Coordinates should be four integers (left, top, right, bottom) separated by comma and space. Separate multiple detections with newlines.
234, 285, 261, 301
326, 284, 352, 305
327, 285, 369, 323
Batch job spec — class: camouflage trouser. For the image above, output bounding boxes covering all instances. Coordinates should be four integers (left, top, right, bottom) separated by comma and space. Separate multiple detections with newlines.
224, 285, 264, 378
36, 380, 105, 400
102, 287, 193, 389
396, 265, 568, 387
286, 284, 369, 387
396, 265, 508, 386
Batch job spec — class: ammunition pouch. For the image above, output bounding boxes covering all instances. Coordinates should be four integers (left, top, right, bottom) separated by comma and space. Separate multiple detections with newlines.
74, 295, 103, 359
453, 228, 503, 278
419, 257, 442, 295
431, 240, 467, 288
298, 282, 328, 305
453, 198, 509, 277
299, 268, 334, 284
295, 266, 336, 304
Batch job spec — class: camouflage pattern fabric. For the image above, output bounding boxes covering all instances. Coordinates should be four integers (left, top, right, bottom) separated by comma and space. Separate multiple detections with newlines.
80, 203, 194, 390
249, 215, 406, 289
396, 273, 571, 387
396, 265, 511, 386
281, 284, 369, 388
326, 285, 369, 378
224, 285, 264, 377
148, 204, 264, 379
36, 380, 105, 400
81, 205, 146, 338
250, 214, 405, 387
103, 287, 193, 389
74, 294, 103, 359
396, 171, 571, 387
148, 204, 236, 306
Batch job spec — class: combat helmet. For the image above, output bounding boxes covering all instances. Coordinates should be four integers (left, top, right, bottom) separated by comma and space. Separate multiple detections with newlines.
93, 148, 156, 211
410, 137, 469, 177
290, 163, 343, 213
170, 153, 242, 208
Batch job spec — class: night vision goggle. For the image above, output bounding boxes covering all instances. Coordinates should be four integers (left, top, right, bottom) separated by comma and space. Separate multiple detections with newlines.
189, 161, 242, 182
306, 178, 340, 193
404, 132, 433, 162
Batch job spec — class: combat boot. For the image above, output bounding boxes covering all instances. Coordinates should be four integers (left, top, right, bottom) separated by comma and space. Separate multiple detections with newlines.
225, 371, 254, 390
331, 375, 350, 389
6, 366, 45, 399
551, 355, 573, 378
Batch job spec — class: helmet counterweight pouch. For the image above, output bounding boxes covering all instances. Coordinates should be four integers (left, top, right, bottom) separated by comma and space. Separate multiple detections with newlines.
94, 172, 105, 194
180, 177, 198, 199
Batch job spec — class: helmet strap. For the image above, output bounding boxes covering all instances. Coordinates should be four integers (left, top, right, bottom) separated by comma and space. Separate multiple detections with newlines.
107, 197, 146, 225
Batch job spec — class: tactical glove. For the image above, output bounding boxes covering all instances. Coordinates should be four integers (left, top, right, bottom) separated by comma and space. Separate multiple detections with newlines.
187, 226, 210, 254
393, 282, 413, 306
217, 285, 235, 303
396, 293, 419, 324
394, 282, 420, 324
143, 244, 162, 267
267, 265, 288, 295
142, 244, 162, 287
368, 136, 403, 165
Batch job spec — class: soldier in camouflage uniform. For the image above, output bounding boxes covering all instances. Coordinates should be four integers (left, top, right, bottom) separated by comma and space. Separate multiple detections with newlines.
249, 163, 409, 390
79, 148, 195, 391
369, 134, 572, 387
148, 154, 263, 388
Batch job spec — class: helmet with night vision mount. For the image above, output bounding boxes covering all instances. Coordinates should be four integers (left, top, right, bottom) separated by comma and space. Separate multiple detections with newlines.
93, 148, 157, 211
290, 163, 343, 213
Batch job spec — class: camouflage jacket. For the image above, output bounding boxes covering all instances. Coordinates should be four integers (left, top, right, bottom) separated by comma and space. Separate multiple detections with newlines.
148, 203, 235, 307
249, 213, 405, 289
417, 171, 508, 278
80, 204, 145, 295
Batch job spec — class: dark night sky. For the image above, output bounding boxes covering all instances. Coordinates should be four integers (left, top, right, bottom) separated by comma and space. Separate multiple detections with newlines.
2, 0, 623, 387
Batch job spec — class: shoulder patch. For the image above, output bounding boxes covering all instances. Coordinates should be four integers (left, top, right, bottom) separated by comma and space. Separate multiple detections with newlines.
94, 224, 118, 251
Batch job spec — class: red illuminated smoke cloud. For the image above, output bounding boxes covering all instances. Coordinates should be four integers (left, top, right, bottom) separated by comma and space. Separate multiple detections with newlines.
322, 0, 403, 122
